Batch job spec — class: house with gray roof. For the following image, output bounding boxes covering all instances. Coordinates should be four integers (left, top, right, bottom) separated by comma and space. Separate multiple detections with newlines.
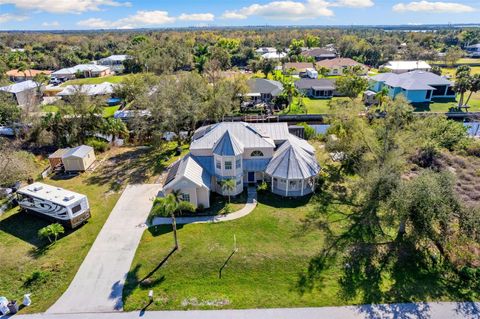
246, 78, 283, 103
367, 70, 455, 103
52, 64, 111, 80
295, 78, 336, 99
163, 122, 321, 208
0, 80, 40, 107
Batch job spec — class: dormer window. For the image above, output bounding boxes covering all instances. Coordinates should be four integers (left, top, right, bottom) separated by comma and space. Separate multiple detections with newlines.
251, 150, 264, 157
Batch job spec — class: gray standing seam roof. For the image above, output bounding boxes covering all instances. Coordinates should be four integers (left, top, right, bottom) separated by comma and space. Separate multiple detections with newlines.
163, 154, 211, 190
213, 131, 244, 156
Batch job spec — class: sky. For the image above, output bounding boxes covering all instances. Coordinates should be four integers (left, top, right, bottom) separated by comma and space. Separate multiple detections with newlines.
0, 0, 479, 30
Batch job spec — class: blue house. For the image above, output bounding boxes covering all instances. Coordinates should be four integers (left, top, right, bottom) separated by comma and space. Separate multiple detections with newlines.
366, 71, 456, 103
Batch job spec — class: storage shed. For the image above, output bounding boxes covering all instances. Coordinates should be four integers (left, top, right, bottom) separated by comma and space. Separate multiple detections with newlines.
62, 145, 96, 172
48, 148, 69, 170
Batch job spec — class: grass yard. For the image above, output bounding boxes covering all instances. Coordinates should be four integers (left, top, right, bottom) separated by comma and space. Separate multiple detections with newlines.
123, 193, 347, 310
282, 96, 353, 114
440, 66, 480, 80
414, 92, 480, 113
41, 104, 120, 117
61, 75, 128, 86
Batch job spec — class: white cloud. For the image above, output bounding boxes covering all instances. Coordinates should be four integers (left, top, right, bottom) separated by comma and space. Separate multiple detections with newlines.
178, 13, 215, 21
41, 21, 60, 27
0, 0, 131, 14
77, 10, 177, 29
221, 0, 334, 20
393, 1, 475, 13
77, 18, 110, 28
334, 0, 374, 7
0, 13, 28, 23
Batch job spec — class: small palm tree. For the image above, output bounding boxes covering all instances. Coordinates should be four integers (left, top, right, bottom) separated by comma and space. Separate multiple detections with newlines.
375, 86, 390, 109
151, 194, 179, 249
38, 223, 65, 244
282, 81, 297, 112
455, 73, 471, 108
464, 74, 480, 108
102, 117, 129, 145
221, 179, 236, 203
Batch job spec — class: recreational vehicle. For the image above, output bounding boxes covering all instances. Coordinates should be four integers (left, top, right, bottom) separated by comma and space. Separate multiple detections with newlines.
16, 182, 90, 228
306, 68, 318, 79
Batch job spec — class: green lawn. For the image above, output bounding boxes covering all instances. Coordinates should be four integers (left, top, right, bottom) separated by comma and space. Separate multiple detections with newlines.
0, 170, 121, 313
282, 96, 352, 114
61, 75, 128, 86
123, 192, 347, 310
440, 66, 480, 80
414, 93, 480, 113
41, 104, 120, 117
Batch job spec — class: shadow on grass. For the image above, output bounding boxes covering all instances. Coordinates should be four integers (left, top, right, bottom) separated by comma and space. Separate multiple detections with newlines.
257, 192, 312, 209
0, 211, 49, 247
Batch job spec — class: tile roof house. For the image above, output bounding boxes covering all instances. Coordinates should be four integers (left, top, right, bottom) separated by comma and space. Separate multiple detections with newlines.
366, 70, 455, 103
0, 80, 40, 107
52, 64, 111, 80
316, 58, 367, 76
295, 78, 336, 99
246, 78, 283, 103
6, 69, 52, 82
301, 47, 337, 61
163, 122, 321, 208
380, 60, 431, 74
283, 62, 314, 75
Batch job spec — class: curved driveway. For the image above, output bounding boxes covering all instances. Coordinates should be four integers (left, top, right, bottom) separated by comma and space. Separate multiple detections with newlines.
47, 184, 160, 314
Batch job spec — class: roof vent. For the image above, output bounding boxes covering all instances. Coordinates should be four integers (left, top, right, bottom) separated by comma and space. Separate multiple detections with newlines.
33, 185, 43, 192
63, 195, 75, 201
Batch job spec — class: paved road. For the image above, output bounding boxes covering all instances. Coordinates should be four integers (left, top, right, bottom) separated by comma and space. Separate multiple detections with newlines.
152, 187, 257, 225
10, 302, 480, 319
46, 184, 161, 314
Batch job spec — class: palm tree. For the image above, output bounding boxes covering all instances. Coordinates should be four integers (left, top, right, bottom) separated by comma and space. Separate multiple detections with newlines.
282, 80, 297, 112
38, 223, 65, 244
375, 86, 390, 109
151, 194, 179, 249
102, 117, 129, 145
221, 179, 236, 203
464, 74, 480, 108
455, 73, 471, 108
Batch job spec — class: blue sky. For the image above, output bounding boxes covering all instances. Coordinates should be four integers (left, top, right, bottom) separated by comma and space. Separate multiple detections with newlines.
0, 0, 479, 30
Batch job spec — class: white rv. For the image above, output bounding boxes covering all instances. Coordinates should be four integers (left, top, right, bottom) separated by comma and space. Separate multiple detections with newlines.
306, 68, 318, 79
17, 182, 90, 228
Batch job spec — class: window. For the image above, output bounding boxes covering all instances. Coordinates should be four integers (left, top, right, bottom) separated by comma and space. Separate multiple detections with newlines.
250, 150, 264, 157
71, 204, 82, 214
216, 160, 221, 169
236, 159, 241, 169
225, 161, 232, 170
236, 179, 241, 186
181, 193, 190, 202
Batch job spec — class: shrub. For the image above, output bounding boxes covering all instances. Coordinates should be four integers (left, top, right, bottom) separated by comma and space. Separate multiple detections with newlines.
221, 203, 233, 215
24, 270, 50, 287
298, 122, 316, 140
465, 139, 480, 157
85, 137, 109, 153
196, 203, 205, 211
257, 181, 268, 193
38, 223, 65, 244
177, 201, 195, 215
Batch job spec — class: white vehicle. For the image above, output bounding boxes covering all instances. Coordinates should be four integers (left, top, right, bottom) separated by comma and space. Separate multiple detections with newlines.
17, 182, 90, 228
306, 68, 318, 79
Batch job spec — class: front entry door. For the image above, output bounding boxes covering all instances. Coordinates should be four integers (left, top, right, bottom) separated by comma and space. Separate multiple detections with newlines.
248, 172, 255, 183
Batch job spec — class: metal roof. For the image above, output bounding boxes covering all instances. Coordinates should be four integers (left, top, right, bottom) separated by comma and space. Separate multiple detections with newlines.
243, 159, 270, 171
62, 145, 94, 159
48, 148, 69, 159
0, 80, 38, 94
191, 122, 275, 152
247, 78, 283, 96
163, 154, 211, 190
57, 83, 115, 96
266, 139, 320, 180
371, 71, 451, 91
213, 131, 244, 156
17, 182, 86, 206
250, 122, 290, 142
381, 60, 431, 71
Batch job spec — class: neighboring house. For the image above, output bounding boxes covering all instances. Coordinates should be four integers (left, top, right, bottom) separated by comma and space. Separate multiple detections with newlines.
380, 60, 431, 74
52, 64, 111, 80
465, 44, 480, 58
97, 55, 130, 73
0, 80, 40, 107
57, 83, 115, 98
301, 47, 337, 61
163, 122, 321, 208
49, 145, 96, 172
262, 51, 287, 60
246, 78, 283, 103
295, 78, 336, 99
255, 47, 277, 54
316, 58, 367, 76
6, 69, 52, 82
367, 70, 455, 103
283, 62, 314, 75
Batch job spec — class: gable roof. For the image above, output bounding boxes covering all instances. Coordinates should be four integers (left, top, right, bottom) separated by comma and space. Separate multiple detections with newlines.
52, 64, 110, 76
283, 62, 313, 71
381, 60, 431, 71
247, 78, 283, 96
316, 58, 364, 69
265, 139, 320, 180
250, 122, 290, 142
0, 80, 38, 94
371, 71, 452, 90
301, 48, 336, 58
6, 69, 52, 77
295, 78, 335, 90
191, 122, 275, 152
213, 131, 244, 156
163, 154, 211, 190
62, 145, 94, 159
57, 82, 115, 96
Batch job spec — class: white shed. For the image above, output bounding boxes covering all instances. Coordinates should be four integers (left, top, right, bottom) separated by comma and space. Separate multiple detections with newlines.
62, 145, 96, 172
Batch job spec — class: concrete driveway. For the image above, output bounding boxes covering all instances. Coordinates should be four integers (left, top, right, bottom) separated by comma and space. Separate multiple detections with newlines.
46, 184, 160, 314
